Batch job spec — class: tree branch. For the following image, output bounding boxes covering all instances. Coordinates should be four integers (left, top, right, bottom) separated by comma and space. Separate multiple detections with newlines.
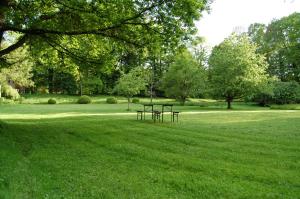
0, 34, 28, 56
0, 0, 165, 37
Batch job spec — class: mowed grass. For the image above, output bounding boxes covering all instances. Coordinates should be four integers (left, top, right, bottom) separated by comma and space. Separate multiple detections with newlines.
0, 104, 299, 198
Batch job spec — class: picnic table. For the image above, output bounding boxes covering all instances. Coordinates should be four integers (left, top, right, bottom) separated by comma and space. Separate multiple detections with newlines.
137, 104, 178, 122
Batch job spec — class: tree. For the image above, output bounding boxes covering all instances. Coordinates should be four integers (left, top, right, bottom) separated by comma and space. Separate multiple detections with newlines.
264, 13, 300, 82
0, 0, 210, 62
114, 67, 149, 110
208, 34, 269, 109
247, 23, 266, 53
247, 13, 300, 83
161, 50, 206, 105
0, 46, 34, 97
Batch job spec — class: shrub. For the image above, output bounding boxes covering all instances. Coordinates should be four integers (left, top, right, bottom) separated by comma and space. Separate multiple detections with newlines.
248, 80, 275, 106
2, 85, 20, 100
132, 98, 140, 103
18, 97, 25, 104
48, 98, 57, 104
273, 81, 300, 104
37, 86, 49, 94
270, 104, 299, 110
106, 97, 118, 104
0, 97, 5, 104
77, 95, 92, 104
252, 92, 274, 106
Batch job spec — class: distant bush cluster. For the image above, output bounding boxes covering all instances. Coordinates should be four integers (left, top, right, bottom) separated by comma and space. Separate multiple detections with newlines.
77, 95, 92, 104
106, 97, 118, 104
252, 81, 300, 106
132, 98, 140, 103
48, 98, 57, 104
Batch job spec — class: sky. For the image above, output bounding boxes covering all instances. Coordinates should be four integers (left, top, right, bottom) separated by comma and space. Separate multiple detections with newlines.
196, 0, 300, 47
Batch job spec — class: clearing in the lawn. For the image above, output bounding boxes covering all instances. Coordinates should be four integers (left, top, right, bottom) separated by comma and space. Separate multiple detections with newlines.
0, 102, 299, 199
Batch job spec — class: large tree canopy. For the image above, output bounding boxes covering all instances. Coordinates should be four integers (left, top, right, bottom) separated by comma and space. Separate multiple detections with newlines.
248, 12, 300, 83
208, 34, 269, 109
161, 49, 206, 105
0, 0, 210, 58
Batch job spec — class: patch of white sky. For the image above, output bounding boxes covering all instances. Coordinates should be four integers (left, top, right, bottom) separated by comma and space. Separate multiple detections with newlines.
196, 0, 300, 47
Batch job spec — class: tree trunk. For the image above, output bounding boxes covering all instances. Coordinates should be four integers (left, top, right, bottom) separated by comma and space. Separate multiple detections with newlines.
150, 82, 153, 103
179, 97, 186, 106
226, 97, 233, 109
127, 97, 130, 111
48, 68, 54, 94
79, 72, 83, 96
80, 81, 83, 96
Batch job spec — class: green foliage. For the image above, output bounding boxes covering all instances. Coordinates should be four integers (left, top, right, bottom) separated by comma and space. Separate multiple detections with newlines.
161, 50, 206, 105
114, 67, 149, 109
270, 104, 300, 110
18, 96, 25, 104
77, 95, 92, 104
132, 98, 140, 103
247, 23, 266, 53
0, 97, 5, 104
0, 46, 34, 88
250, 79, 275, 106
106, 97, 118, 104
82, 77, 103, 95
248, 13, 300, 83
0, 0, 210, 65
47, 98, 57, 104
273, 81, 300, 104
264, 13, 300, 82
208, 34, 269, 109
37, 86, 49, 94
2, 85, 20, 100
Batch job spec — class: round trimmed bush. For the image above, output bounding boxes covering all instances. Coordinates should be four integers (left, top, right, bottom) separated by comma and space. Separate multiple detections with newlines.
77, 95, 92, 104
106, 97, 118, 104
48, 98, 57, 104
132, 98, 140, 103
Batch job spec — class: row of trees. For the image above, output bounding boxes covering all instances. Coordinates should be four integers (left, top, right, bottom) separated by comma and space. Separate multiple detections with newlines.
0, 0, 210, 96
114, 12, 300, 109
0, 1, 298, 109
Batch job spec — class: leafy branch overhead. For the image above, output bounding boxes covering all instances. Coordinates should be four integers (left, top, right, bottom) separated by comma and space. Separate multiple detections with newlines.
0, 0, 210, 57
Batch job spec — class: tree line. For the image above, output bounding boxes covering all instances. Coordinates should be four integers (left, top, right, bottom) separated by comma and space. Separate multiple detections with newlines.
0, 1, 299, 108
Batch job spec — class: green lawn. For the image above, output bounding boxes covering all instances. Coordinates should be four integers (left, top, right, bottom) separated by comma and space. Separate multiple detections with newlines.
0, 103, 300, 198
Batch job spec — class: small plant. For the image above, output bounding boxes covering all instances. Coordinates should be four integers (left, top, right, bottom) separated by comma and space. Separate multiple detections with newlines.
106, 97, 118, 104
77, 95, 92, 104
48, 98, 57, 104
132, 98, 140, 103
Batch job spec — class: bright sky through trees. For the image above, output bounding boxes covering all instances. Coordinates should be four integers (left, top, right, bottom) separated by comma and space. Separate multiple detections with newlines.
196, 0, 300, 47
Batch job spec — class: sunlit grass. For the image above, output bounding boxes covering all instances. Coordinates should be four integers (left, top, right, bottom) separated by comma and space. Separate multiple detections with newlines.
0, 104, 299, 198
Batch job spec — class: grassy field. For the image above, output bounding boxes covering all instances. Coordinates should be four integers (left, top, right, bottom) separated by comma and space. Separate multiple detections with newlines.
0, 98, 300, 198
